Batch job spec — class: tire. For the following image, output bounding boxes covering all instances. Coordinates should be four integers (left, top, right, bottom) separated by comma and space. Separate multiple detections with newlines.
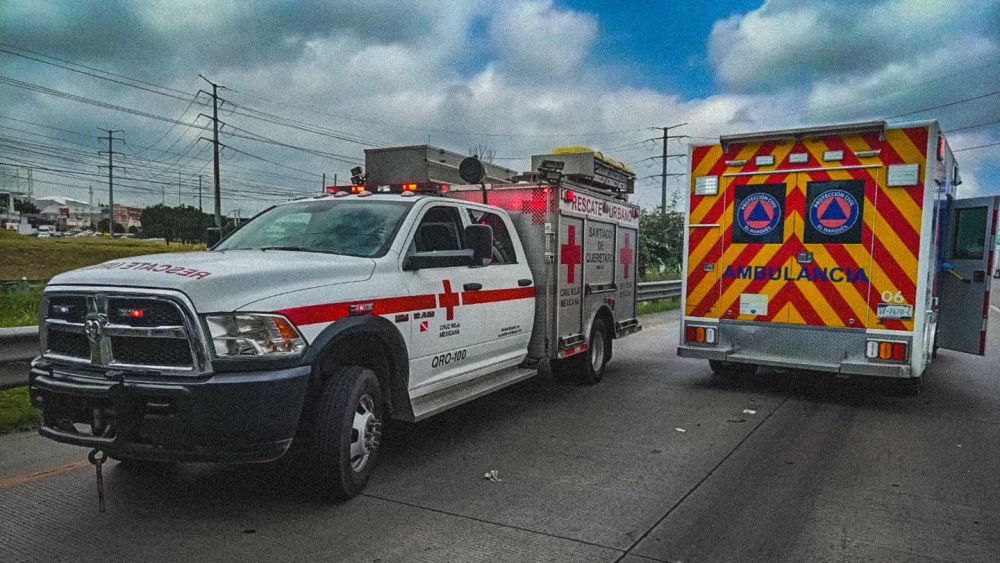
709, 359, 757, 378
309, 366, 384, 500
578, 319, 611, 385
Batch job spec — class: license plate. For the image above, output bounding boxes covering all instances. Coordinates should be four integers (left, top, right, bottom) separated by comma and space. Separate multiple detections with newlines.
877, 304, 913, 320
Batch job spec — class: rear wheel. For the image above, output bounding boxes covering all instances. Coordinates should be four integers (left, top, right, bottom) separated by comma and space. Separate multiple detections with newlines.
309, 366, 384, 500
709, 359, 757, 378
578, 319, 611, 385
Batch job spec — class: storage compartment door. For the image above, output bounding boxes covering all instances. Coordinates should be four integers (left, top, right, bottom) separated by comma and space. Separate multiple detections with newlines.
938, 196, 999, 355
556, 216, 585, 341
615, 226, 638, 320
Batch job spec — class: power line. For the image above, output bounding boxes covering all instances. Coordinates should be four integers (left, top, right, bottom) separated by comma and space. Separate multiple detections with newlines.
954, 141, 1000, 152
887, 88, 1000, 119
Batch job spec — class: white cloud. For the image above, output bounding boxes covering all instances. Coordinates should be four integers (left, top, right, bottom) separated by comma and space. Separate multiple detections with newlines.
489, 0, 599, 78
1, 0, 998, 215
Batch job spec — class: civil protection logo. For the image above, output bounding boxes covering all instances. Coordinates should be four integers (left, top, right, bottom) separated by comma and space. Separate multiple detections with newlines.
737, 193, 781, 236
810, 189, 859, 236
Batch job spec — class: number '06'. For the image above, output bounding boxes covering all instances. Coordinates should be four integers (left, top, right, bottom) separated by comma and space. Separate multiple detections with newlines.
881, 290, 905, 304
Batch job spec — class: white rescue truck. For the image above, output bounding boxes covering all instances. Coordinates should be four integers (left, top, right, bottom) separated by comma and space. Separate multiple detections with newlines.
28, 146, 641, 499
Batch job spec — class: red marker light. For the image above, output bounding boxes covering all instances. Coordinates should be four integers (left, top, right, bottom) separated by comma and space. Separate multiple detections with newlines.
439, 184, 449, 193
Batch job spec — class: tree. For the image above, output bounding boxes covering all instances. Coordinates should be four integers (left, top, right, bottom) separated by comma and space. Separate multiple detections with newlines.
639, 209, 684, 279
97, 219, 125, 234
140, 204, 214, 244
13, 198, 38, 214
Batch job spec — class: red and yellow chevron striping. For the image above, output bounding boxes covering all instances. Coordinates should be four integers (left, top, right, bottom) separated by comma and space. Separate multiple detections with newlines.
686, 126, 929, 332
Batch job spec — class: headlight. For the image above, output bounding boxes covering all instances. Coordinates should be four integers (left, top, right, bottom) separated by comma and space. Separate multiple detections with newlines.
205, 313, 307, 358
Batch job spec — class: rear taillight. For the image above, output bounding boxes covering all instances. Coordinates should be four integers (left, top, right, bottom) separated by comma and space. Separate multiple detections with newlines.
685, 324, 716, 345
866, 339, 908, 362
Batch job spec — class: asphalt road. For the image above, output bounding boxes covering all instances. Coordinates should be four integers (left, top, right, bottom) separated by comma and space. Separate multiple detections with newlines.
1, 304, 999, 563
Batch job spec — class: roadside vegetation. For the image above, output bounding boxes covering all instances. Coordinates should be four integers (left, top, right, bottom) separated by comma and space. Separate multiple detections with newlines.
0, 387, 39, 433
0, 230, 205, 328
0, 229, 205, 281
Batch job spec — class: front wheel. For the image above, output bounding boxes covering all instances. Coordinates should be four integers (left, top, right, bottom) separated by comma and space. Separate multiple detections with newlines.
309, 366, 384, 500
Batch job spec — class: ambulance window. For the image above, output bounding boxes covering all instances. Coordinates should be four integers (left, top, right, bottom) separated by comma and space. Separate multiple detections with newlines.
732, 183, 785, 244
413, 205, 464, 252
467, 209, 517, 265
953, 206, 988, 260
804, 180, 865, 244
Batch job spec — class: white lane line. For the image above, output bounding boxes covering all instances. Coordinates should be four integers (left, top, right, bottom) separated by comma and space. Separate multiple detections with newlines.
992, 305, 1000, 314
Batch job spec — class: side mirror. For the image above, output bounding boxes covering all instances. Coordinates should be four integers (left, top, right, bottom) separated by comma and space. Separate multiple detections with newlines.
403, 250, 474, 271
206, 227, 221, 247
464, 224, 493, 266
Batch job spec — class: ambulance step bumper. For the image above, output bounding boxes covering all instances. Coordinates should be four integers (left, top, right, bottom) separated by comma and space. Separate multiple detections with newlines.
677, 346, 911, 377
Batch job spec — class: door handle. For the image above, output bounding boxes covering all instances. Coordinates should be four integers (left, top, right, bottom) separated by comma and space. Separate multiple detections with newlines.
518, 279, 533, 287
463, 283, 483, 291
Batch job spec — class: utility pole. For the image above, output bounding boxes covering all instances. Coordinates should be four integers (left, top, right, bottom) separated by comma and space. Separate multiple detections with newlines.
178, 171, 182, 206
656, 123, 687, 214
200, 75, 224, 229
198, 175, 203, 212
26, 167, 32, 199
322, 173, 326, 194
98, 129, 124, 232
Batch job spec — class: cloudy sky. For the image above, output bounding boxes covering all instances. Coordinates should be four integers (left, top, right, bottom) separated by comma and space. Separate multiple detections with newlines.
1, 0, 998, 215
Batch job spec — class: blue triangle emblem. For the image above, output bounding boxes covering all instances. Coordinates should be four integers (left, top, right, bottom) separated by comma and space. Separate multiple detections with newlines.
821, 199, 847, 220
747, 201, 771, 221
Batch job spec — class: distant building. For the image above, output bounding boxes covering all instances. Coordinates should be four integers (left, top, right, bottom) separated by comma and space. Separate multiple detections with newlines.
35, 195, 100, 230
113, 204, 143, 231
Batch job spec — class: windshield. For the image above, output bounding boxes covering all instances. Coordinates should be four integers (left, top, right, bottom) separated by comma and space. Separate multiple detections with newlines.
215, 199, 413, 257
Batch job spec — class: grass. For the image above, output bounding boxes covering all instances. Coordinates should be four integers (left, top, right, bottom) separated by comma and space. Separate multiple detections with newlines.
0, 230, 205, 281
0, 288, 44, 328
0, 231, 205, 327
639, 297, 681, 316
0, 387, 40, 434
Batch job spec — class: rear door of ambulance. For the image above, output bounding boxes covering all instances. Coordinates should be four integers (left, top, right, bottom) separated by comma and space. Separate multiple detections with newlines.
938, 195, 999, 354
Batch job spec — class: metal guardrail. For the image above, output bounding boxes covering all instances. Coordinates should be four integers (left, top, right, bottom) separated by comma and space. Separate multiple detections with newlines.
0, 326, 39, 390
636, 280, 682, 302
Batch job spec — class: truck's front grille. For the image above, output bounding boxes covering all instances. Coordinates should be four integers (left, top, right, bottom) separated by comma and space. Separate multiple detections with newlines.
48, 296, 87, 323
107, 298, 184, 327
109, 336, 192, 367
47, 329, 90, 359
42, 292, 200, 373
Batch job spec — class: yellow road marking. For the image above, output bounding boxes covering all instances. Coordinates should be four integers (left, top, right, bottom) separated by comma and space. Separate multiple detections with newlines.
0, 460, 91, 493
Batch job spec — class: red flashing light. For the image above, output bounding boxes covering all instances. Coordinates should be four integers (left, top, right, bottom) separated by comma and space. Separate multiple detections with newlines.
351, 185, 364, 194
563, 190, 576, 203
402, 183, 418, 192
439, 184, 449, 193
129, 309, 144, 319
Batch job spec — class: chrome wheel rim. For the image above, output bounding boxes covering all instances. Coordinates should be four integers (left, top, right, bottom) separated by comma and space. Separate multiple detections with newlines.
590, 329, 605, 372
350, 394, 381, 472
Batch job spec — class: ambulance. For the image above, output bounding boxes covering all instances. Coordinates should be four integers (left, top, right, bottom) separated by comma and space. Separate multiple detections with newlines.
678, 120, 998, 392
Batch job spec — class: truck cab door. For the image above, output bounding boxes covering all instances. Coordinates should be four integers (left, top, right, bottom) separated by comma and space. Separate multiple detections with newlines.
402, 203, 482, 390
937, 196, 999, 355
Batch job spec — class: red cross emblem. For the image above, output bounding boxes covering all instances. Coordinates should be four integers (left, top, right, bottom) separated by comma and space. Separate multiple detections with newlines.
520, 189, 553, 225
437, 280, 460, 320
619, 233, 634, 280
561, 225, 582, 284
